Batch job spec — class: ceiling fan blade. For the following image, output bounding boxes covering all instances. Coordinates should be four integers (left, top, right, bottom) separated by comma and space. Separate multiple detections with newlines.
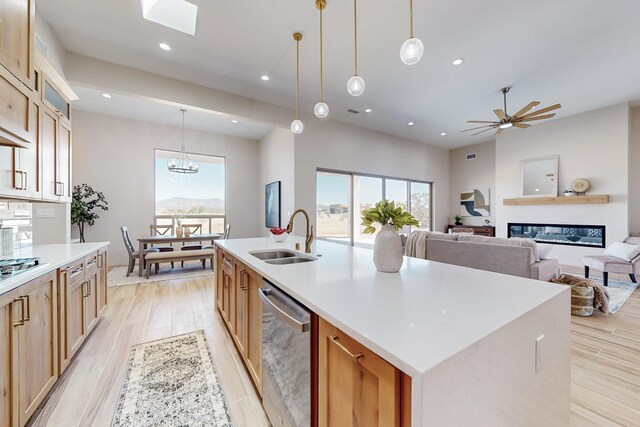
466, 120, 499, 124
494, 109, 506, 120
513, 123, 531, 128
496, 128, 504, 135
471, 126, 498, 136
519, 104, 561, 119
461, 124, 498, 132
517, 114, 556, 122
512, 101, 540, 119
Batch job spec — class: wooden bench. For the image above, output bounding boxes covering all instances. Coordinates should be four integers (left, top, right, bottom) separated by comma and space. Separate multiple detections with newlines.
144, 249, 215, 278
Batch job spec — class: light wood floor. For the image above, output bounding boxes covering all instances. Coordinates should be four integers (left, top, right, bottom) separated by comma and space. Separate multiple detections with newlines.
28, 273, 269, 427
29, 267, 640, 426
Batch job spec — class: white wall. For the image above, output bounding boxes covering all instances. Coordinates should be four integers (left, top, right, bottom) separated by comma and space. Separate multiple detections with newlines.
496, 103, 630, 266
34, 14, 67, 76
629, 107, 640, 236
72, 111, 261, 266
449, 140, 496, 227
258, 128, 295, 235
294, 116, 450, 235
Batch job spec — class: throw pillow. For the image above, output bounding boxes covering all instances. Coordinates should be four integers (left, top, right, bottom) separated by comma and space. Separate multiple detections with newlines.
537, 244, 553, 260
604, 241, 640, 261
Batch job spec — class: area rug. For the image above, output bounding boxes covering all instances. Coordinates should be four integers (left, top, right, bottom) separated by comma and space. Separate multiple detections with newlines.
108, 262, 213, 287
112, 330, 233, 427
585, 277, 638, 314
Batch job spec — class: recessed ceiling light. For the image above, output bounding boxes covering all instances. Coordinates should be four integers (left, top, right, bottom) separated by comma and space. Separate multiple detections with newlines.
440, 132, 446, 136
365, 108, 372, 113
159, 42, 172, 51
102, 93, 112, 99
231, 119, 239, 124
260, 75, 270, 81
535, 188, 540, 192
408, 121, 414, 126
452, 58, 463, 66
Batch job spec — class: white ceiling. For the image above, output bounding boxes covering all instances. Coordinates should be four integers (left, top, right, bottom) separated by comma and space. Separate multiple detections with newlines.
39, 0, 640, 148
72, 85, 274, 140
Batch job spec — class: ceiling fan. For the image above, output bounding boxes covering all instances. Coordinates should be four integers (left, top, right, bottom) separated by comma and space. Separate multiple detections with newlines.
462, 87, 561, 136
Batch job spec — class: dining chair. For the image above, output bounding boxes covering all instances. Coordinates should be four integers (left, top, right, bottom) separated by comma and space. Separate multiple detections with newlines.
203, 224, 230, 251
121, 226, 160, 277
180, 223, 205, 266
150, 224, 175, 268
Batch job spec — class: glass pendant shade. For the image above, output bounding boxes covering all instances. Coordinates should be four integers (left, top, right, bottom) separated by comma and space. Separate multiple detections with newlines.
291, 119, 304, 134
347, 75, 365, 97
314, 102, 329, 118
400, 37, 424, 65
168, 109, 199, 174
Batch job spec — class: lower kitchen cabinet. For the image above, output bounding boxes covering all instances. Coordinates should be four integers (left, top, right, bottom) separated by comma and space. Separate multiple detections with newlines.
318, 318, 411, 427
97, 248, 108, 315
0, 271, 58, 427
244, 266, 263, 395
233, 261, 249, 357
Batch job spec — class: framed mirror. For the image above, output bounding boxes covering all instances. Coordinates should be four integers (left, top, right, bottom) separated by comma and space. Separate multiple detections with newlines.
521, 155, 558, 197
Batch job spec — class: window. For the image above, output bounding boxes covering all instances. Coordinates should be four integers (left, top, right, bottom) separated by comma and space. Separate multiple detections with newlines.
154, 149, 226, 233
316, 170, 432, 247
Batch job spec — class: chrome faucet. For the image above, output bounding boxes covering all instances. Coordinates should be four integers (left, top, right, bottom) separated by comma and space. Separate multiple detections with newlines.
286, 209, 314, 253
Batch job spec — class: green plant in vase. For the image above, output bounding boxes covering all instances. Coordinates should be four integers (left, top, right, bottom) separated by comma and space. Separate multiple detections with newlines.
361, 199, 419, 273
71, 184, 108, 243
454, 214, 463, 225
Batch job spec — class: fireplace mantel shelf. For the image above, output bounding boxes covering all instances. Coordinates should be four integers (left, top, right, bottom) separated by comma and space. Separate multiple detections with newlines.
503, 195, 610, 206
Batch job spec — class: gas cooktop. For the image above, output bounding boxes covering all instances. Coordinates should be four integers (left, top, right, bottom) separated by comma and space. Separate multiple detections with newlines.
0, 257, 41, 281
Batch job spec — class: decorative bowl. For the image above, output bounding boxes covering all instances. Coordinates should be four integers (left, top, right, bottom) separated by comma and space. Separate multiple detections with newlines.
272, 233, 288, 243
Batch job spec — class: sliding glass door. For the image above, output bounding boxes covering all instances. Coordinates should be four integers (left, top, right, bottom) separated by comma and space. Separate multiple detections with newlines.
316, 169, 432, 247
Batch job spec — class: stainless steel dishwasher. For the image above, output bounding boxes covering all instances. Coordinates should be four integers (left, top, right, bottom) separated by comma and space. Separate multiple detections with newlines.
259, 281, 311, 427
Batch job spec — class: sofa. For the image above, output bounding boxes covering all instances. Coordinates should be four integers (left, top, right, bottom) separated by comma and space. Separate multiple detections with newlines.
406, 232, 560, 281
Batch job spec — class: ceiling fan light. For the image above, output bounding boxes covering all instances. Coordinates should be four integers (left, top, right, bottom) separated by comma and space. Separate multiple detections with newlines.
400, 37, 424, 65
347, 75, 366, 96
291, 119, 304, 134
314, 102, 329, 118
499, 122, 513, 129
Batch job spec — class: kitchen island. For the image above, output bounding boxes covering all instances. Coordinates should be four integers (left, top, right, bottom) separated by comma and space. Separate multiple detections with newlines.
215, 236, 570, 426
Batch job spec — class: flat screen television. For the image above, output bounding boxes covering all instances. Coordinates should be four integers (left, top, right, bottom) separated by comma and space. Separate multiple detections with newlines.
265, 181, 281, 228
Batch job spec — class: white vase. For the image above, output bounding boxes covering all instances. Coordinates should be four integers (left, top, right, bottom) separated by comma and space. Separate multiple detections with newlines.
373, 225, 404, 273
176, 225, 184, 238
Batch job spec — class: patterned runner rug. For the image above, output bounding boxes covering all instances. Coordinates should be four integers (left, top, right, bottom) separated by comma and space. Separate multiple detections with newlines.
112, 331, 233, 426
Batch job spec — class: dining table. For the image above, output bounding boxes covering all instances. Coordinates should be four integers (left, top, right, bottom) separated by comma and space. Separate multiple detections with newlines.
137, 233, 221, 277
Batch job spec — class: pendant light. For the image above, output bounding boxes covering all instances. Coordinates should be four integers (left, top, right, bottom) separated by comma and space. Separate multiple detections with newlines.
346, 0, 365, 96
400, 0, 424, 65
168, 109, 199, 174
291, 32, 304, 135
313, 0, 329, 118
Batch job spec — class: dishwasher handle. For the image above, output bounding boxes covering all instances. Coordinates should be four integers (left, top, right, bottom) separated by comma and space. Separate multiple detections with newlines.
259, 288, 310, 333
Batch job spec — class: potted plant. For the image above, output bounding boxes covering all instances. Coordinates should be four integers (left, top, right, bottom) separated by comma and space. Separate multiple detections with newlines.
454, 215, 464, 225
71, 184, 108, 243
361, 199, 419, 273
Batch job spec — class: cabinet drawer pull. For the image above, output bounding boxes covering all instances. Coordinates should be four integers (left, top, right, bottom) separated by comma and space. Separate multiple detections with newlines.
23, 172, 27, 190
329, 336, 364, 361
13, 297, 25, 326
87, 258, 97, 266
22, 295, 30, 321
71, 266, 84, 275
82, 281, 88, 298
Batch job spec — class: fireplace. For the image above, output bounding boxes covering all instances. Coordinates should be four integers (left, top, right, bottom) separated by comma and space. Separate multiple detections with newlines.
508, 223, 606, 248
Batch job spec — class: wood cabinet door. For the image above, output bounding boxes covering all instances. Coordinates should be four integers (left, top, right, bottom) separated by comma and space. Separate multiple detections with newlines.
66, 275, 86, 360
57, 120, 71, 201
0, 65, 32, 147
0, 144, 19, 196
40, 107, 58, 200
220, 269, 233, 326
17, 98, 40, 197
0, 292, 18, 427
318, 318, 401, 427
245, 267, 263, 395
16, 272, 58, 426
233, 262, 248, 358
84, 270, 99, 333
97, 250, 108, 315
0, 0, 35, 88
215, 250, 224, 312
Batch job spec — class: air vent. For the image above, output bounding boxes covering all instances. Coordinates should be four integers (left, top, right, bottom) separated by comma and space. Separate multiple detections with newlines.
347, 109, 360, 114
35, 35, 48, 56
466, 153, 477, 160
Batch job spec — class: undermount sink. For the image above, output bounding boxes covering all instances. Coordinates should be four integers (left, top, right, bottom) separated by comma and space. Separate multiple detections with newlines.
265, 257, 316, 265
249, 249, 317, 265
251, 250, 297, 260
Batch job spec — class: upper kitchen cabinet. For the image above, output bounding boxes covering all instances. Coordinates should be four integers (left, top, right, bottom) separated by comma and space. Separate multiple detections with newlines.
0, 0, 35, 88
0, 0, 36, 148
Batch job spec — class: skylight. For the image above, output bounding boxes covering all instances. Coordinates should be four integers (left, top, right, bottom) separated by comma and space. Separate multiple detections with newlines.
141, 0, 198, 36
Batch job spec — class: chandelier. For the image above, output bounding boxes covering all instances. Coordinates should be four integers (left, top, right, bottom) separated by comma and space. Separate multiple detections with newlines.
168, 109, 199, 174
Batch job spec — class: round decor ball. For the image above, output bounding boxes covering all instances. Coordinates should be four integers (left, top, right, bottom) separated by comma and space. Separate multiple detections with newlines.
571, 178, 590, 193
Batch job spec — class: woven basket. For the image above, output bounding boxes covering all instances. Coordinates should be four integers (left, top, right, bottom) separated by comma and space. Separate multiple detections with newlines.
571, 285, 594, 317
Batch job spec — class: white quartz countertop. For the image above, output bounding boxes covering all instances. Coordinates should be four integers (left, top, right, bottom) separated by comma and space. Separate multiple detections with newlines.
216, 237, 568, 377
0, 242, 109, 296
